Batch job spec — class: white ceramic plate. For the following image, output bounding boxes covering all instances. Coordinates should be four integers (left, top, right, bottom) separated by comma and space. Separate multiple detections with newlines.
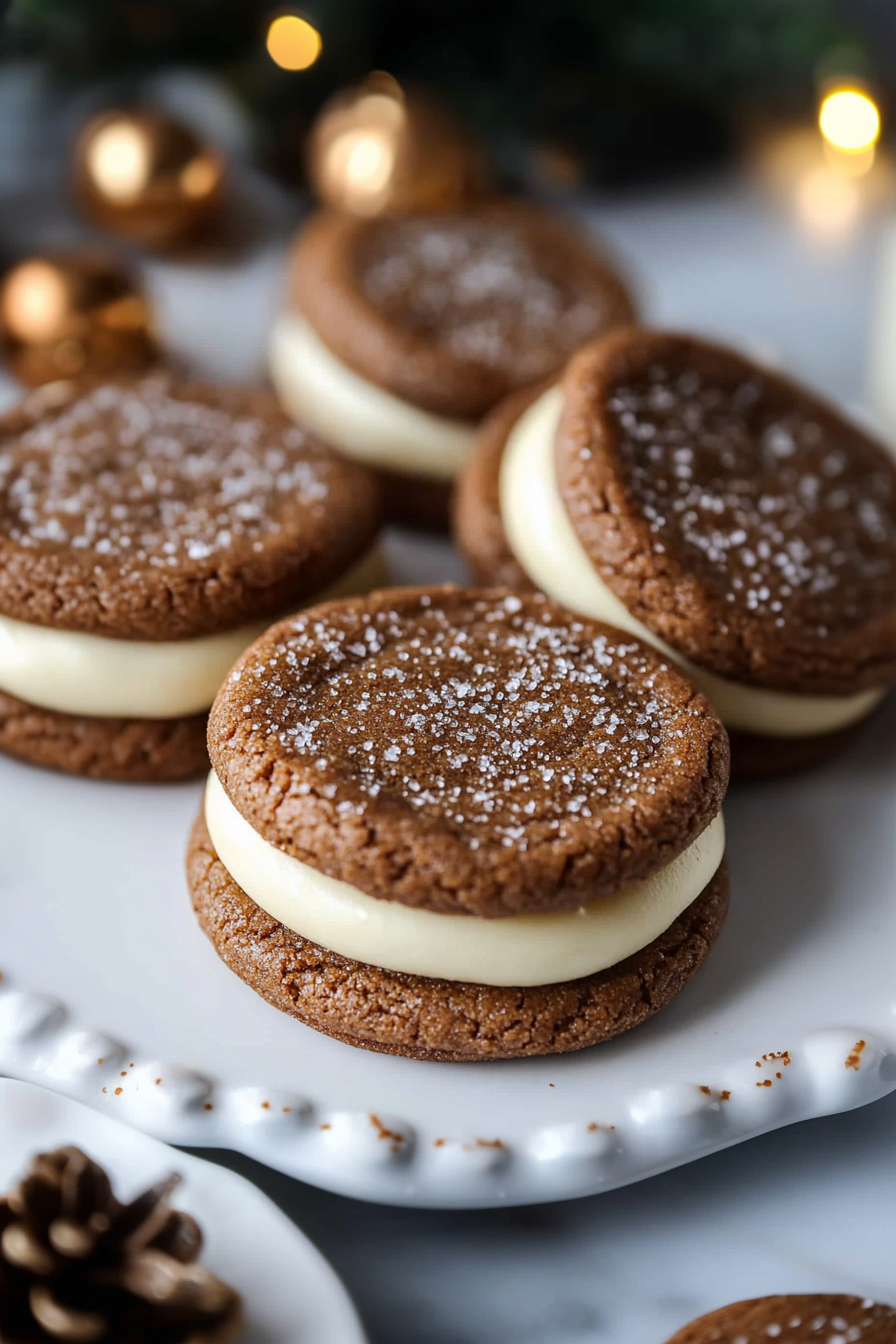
0, 1078, 366, 1344
2, 530, 896, 1209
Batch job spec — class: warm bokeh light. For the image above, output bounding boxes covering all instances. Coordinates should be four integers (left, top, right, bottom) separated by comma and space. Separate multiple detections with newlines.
796, 165, 860, 237
824, 139, 876, 178
326, 128, 397, 213
180, 155, 222, 199
266, 14, 322, 70
86, 120, 151, 202
819, 88, 880, 153
1, 262, 71, 343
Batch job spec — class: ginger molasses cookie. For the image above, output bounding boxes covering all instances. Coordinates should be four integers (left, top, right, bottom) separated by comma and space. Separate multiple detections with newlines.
457, 329, 896, 777
270, 204, 635, 530
190, 586, 730, 1061
663, 1295, 896, 1344
0, 374, 383, 781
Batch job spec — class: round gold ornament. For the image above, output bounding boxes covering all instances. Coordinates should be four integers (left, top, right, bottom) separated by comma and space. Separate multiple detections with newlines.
0, 252, 156, 387
307, 74, 488, 217
73, 109, 225, 251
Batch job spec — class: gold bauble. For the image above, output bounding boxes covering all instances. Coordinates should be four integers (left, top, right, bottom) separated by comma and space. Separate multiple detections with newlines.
0, 253, 156, 387
73, 109, 225, 251
307, 74, 488, 218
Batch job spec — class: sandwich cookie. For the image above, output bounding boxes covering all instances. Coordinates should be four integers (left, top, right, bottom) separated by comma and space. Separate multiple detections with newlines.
456, 330, 896, 776
271, 204, 635, 530
190, 586, 730, 1061
663, 1296, 896, 1344
0, 374, 382, 781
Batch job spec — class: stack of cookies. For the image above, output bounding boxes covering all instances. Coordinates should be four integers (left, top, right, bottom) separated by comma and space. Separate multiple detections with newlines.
0, 374, 382, 780
457, 329, 896, 776
189, 588, 729, 1061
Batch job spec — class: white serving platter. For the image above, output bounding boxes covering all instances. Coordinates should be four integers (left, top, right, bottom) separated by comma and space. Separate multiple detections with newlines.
0, 1078, 366, 1344
2, 530, 895, 1210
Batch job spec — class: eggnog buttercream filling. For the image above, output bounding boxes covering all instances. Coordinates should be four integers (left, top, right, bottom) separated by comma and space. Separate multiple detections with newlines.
269, 313, 477, 481
500, 386, 886, 738
204, 770, 725, 987
0, 545, 386, 719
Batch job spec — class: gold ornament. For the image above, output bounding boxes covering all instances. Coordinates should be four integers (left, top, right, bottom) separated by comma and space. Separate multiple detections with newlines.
73, 109, 225, 251
308, 74, 488, 217
0, 252, 156, 387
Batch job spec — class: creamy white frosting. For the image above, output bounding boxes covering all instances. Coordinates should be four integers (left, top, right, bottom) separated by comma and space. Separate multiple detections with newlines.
204, 770, 725, 987
0, 545, 386, 720
499, 386, 886, 737
269, 312, 477, 481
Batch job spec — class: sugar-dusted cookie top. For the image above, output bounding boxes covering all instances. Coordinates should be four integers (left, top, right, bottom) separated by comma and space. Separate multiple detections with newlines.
290, 204, 636, 419
209, 586, 728, 917
557, 330, 896, 694
0, 373, 381, 640
664, 1295, 896, 1344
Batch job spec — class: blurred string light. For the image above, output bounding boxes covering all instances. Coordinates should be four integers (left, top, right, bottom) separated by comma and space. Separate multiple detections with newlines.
266, 13, 322, 71
818, 86, 881, 188
788, 79, 887, 238
819, 88, 880, 155
311, 74, 407, 215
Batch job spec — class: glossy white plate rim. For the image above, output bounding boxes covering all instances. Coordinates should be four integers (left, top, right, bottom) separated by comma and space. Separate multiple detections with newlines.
2, 532, 896, 1209
0, 1078, 367, 1343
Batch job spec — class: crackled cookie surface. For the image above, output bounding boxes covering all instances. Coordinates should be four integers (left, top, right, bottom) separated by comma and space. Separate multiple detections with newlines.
458, 329, 896, 775
557, 331, 896, 693
0, 373, 382, 779
271, 204, 635, 528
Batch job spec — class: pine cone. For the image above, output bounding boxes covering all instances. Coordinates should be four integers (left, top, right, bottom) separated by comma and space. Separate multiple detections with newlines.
0, 1147, 242, 1343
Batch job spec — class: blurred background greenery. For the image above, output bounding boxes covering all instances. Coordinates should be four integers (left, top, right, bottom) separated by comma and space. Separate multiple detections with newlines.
0, 0, 877, 188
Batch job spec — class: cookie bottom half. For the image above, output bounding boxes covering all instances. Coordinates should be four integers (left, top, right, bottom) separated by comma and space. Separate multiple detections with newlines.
0, 689, 208, 782
187, 812, 729, 1062
728, 718, 871, 780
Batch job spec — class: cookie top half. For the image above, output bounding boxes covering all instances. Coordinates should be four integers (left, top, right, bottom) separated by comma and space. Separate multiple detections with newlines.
0, 374, 381, 641
208, 586, 728, 918
664, 1295, 896, 1344
557, 330, 896, 694
289, 204, 636, 420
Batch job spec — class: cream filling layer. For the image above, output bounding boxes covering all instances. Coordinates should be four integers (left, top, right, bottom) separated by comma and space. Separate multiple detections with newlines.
269, 313, 477, 482
204, 770, 725, 988
0, 545, 386, 720
500, 386, 886, 738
